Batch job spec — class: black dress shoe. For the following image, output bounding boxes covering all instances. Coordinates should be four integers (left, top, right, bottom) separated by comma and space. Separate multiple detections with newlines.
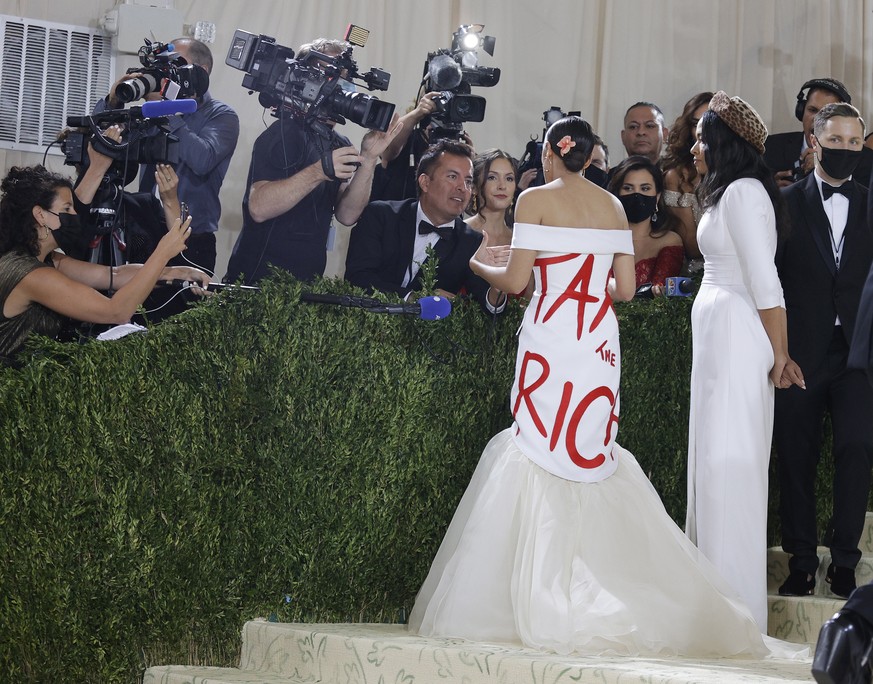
779, 569, 816, 596
812, 609, 873, 684
827, 564, 858, 599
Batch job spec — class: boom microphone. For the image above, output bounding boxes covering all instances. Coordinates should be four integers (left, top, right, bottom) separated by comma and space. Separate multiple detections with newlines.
299, 292, 451, 320
141, 98, 198, 118
380, 296, 451, 320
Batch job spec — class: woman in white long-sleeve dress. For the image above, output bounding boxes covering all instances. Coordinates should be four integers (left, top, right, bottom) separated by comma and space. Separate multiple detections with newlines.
409, 115, 807, 658
685, 92, 805, 631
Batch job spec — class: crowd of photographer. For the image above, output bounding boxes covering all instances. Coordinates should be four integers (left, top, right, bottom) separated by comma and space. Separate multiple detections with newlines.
0, 22, 824, 356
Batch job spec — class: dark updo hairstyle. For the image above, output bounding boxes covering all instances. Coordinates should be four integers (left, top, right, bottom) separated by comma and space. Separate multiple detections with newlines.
469, 148, 519, 223
607, 155, 678, 237
696, 109, 786, 236
662, 91, 714, 186
0, 165, 73, 257
546, 116, 595, 174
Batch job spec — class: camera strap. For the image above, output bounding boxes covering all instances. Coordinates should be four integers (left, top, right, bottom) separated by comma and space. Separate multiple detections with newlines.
320, 150, 340, 181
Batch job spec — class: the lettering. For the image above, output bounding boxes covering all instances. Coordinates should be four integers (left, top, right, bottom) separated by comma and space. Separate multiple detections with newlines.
595, 340, 616, 366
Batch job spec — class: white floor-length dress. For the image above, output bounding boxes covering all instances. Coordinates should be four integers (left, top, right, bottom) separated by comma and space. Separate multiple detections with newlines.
686, 178, 784, 632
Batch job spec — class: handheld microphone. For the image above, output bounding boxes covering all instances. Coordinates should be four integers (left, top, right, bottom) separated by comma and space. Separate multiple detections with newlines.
381, 296, 451, 320
665, 277, 695, 297
141, 98, 198, 118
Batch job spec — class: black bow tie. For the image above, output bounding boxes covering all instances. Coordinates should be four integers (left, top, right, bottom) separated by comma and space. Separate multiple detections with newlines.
822, 182, 854, 201
418, 220, 455, 240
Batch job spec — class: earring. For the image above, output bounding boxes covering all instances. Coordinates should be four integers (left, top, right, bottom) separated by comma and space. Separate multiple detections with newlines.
652, 211, 658, 222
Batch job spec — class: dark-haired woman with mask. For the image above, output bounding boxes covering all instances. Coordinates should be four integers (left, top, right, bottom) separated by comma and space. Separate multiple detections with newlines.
0, 165, 209, 357
608, 156, 684, 294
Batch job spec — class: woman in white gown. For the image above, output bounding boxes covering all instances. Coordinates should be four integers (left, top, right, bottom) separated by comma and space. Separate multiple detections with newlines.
408, 116, 806, 658
685, 92, 805, 632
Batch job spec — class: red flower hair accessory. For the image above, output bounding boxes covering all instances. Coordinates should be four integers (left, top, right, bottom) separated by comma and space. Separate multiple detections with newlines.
556, 135, 576, 156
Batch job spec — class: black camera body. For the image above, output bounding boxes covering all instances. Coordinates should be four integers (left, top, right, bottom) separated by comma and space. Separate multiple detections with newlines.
116, 39, 208, 103
422, 25, 500, 140
61, 107, 180, 168
518, 107, 580, 183
225, 28, 395, 132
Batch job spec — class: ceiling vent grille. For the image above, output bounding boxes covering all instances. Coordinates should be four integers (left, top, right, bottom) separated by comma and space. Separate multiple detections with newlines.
0, 15, 114, 154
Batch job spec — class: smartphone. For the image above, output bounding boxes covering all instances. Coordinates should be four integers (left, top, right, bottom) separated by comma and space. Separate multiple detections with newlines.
180, 202, 190, 223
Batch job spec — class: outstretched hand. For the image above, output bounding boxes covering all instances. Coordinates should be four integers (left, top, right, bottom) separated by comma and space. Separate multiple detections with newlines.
360, 115, 404, 162
471, 230, 511, 269
157, 215, 193, 260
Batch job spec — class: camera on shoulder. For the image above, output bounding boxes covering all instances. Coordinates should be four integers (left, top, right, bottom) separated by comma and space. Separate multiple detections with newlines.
225, 24, 395, 132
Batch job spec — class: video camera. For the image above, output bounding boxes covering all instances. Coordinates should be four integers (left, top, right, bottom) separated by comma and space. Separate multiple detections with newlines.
115, 38, 209, 103
61, 101, 183, 169
225, 24, 395, 132
518, 106, 580, 182
421, 24, 500, 140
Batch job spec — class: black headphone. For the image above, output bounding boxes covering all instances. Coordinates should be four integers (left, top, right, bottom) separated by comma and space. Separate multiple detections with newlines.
794, 78, 851, 121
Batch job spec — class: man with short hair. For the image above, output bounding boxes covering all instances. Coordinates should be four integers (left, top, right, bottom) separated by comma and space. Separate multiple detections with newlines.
617, 102, 667, 166
98, 39, 238, 273
766, 78, 847, 188
776, 102, 873, 600
345, 139, 506, 311
117, 38, 239, 273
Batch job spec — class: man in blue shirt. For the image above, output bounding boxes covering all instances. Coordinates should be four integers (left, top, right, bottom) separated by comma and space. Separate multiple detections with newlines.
103, 38, 239, 273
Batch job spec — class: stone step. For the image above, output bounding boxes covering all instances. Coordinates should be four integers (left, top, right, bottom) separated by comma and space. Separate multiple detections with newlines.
767, 546, 873, 596
767, 594, 845, 645
141, 620, 814, 684
143, 667, 305, 684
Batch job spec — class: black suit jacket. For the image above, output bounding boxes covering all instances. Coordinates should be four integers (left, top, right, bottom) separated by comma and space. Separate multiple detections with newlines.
778, 173, 873, 377
848, 184, 873, 383
344, 198, 494, 308
765, 130, 873, 188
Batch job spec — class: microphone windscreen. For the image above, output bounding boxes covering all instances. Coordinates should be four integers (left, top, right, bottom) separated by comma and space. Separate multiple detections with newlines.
428, 54, 462, 91
678, 278, 694, 294
141, 98, 198, 118
418, 295, 452, 320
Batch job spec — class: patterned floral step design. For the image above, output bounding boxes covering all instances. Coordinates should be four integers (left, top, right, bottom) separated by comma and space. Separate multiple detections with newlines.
144, 621, 814, 684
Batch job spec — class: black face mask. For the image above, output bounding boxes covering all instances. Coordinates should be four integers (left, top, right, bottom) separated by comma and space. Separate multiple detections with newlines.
47, 210, 88, 260
815, 140, 863, 181
586, 164, 609, 189
618, 192, 658, 224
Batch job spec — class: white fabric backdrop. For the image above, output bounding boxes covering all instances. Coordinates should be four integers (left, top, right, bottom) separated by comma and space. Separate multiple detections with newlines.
3, 0, 873, 278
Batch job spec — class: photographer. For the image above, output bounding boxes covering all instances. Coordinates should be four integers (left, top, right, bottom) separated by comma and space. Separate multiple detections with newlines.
100, 38, 239, 273
225, 37, 401, 285
0, 165, 209, 359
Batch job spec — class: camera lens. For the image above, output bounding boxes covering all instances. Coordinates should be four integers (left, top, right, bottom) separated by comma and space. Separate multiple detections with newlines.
116, 73, 161, 104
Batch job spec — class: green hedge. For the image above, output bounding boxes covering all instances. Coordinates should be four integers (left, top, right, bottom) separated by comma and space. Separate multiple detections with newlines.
0, 277, 840, 681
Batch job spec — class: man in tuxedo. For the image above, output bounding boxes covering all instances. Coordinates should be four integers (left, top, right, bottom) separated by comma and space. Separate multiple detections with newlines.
765, 77, 873, 190
345, 139, 506, 311
776, 102, 873, 600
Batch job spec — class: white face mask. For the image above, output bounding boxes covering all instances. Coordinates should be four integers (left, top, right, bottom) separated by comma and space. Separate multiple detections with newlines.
338, 79, 357, 94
